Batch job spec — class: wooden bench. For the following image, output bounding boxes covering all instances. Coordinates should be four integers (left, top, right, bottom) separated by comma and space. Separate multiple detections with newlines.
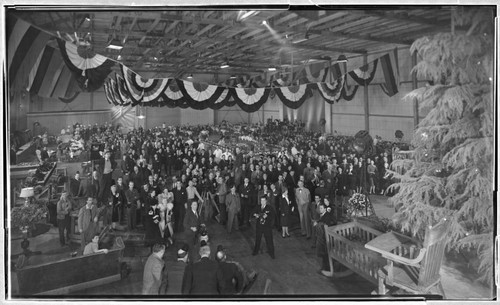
15, 237, 125, 295
324, 219, 387, 285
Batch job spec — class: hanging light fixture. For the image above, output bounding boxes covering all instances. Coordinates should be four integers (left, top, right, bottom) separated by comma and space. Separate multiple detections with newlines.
187, 74, 193, 79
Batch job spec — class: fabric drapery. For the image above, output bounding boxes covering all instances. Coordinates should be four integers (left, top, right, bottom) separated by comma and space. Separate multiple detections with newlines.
348, 59, 378, 86
57, 38, 115, 92
274, 84, 312, 109
316, 75, 346, 104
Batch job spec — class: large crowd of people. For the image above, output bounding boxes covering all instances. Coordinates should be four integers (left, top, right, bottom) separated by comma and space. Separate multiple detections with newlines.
51, 119, 402, 295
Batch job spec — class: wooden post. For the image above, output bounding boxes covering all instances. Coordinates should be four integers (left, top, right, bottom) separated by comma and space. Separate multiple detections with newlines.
363, 54, 369, 132
90, 92, 94, 110
412, 52, 419, 127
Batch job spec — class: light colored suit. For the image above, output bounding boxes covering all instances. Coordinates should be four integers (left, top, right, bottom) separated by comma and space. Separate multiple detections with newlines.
295, 187, 311, 237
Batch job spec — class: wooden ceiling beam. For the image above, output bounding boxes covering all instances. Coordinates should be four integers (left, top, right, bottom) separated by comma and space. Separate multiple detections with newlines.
348, 10, 451, 28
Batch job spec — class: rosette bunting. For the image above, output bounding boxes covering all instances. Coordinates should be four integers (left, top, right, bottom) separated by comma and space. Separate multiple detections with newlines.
121, 65, 170, 105
230, 87, 271, 112
316, 75, 346, 104
348, 59, 378, 86
56, 38, 115, 92
274, 84, 312, 109
176, 79, 225, 109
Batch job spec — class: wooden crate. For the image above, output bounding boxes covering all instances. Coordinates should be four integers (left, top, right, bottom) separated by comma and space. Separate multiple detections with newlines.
325, 219, 387, 285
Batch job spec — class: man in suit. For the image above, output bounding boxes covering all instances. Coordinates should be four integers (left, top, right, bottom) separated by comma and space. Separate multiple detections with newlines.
162, 243, 190, 295
69, 171, 85, 198
225, 185, 241, 234
142, 243, 166, 295
99, 151, 116, 202
313, 203, 337, 276
252, 196, 276, 259
172, 180, 188, 233
183, 199, 202, 245
215, 245, 244, 295
215, 176, 227, 225
239, 177, 252, 227
295, 180, 312, 239
182, 245, 224, 295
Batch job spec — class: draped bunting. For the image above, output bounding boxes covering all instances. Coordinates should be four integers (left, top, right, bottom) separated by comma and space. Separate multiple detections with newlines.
304, 62, 328, 83
120, 65, 169, 104
230, 87, 271, 112
176, 79, 225, 109
58, 91, 80, 104
316, 75, 346, 104
7, 15, 51, 92
348, 59, 378, 86
115, 74, 133, 106
274, 84, 312, 109
341, 83, 359, 101
57, 38, 115, 92
330, 61, 348, 81
379, 49, 399, 97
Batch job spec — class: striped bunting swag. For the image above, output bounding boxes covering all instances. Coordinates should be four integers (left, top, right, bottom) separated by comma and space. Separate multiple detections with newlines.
116, 74, 132, 106
348, 59, 378, 86
341, 83, 359, 101
104, 80, 119, 106
7, 15, 51, 91
163, 80, 183, 101
304, 62, 328, 83
230, 87, 270, 112
176, 79, 225, 107
57, 38, 115, 92
120, 65, 170, 104
316, 75, 346, 104
379, 48, 399, 97
274, 84, 312, 109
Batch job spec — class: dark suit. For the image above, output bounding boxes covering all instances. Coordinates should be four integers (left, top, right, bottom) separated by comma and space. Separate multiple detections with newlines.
183, 208, 201, 245
218, 261, 244, 295
239, 183, 252, 226
252, 204, 275, 258
182, 257, 224, 295
162, 260, 188, 295
69, 177, 85, 197
172, 186, 187, 232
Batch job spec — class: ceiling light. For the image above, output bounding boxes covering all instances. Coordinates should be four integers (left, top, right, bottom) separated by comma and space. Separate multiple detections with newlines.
240, 10, 257, 20
268, 67, 277, 71
107, 38, 123, 50
187, 74, 193, 79
117, 55, 122, 60
336, 54, 348, 63
230, 75, 236, 79
220, 63, 230, 69
262, 20, 267, 25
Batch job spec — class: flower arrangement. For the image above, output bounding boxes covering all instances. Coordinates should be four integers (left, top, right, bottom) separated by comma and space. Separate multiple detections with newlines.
11, 199, 49, 232
346, 193, 373, 218
254, 210, 270, 225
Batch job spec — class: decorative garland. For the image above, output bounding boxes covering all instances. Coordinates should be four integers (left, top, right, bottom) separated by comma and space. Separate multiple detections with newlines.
316, 75, 345, 104
274, 84, 312, 109
348, 59, 378, 86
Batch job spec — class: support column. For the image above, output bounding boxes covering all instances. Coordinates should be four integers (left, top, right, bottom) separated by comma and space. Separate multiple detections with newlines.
363, 54, 369, 132
325, 101, 332, 134
90, 92, 94, 110
412, 52, 419, 127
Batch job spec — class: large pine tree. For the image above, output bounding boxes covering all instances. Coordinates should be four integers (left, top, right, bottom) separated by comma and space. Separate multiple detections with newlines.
389, 7, 495, 284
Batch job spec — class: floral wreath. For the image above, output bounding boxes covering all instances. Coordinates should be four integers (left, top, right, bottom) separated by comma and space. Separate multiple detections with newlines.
346, 193, 372, 217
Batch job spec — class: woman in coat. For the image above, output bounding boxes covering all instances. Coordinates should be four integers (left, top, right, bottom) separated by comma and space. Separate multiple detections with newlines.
279, 189, 294, 238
